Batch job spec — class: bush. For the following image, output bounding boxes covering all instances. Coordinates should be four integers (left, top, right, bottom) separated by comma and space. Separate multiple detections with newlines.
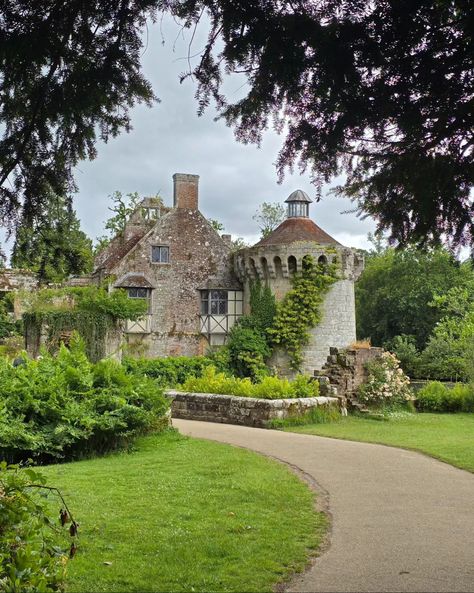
0, 463, 75, 592
0, 336, 169, 464
227, 320, 270, 380
180, 366, 319, 399
416, 381, 474, 412
124, 355, 211, 386
358, 352, 412, 407
384, 335, 421, 378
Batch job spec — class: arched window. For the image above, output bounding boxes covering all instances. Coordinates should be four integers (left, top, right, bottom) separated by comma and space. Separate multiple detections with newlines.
302, 255, 313, 271
318, 255, 328, 265
249, 257, 258, 278
260, 256, 269, 277
288, 255, 297, 274
274, 256, 283, 278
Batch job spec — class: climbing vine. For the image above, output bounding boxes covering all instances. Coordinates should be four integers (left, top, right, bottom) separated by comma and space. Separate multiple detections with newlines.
22, 287, 147, 362
268, 255, 339, 370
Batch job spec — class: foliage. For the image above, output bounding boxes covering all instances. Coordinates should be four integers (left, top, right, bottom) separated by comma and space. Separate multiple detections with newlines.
0, 463, 76, 593
0, 336, 169, 464
124, 355, 211, 387
181, 366, 319, 399
356, 246, 474, 349
0, 3, 156, 230
416, 382, 474, 413
0, 295, 22, 340
43, 431, 325, 592
418, 287, 474, 381
226, 280, 276, 379
208, 218, 224, 232
22, 286, 148, 361
11, 190, 93, 283
384, 335, 421, 378
267, 406, 341, 429
358, 352, 412, 407
269, 256, 338, 370
252, 202, 286, 239
166, 0, 473, 248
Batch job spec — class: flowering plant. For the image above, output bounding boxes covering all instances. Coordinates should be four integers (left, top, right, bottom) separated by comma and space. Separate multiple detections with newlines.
358, 352, 412, 406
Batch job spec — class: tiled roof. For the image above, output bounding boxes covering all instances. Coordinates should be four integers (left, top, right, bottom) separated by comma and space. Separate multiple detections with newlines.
94, 228, 149, 273
254, 217, 341, 247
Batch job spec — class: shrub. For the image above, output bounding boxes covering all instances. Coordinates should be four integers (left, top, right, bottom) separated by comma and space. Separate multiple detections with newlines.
0, 463, 76, 592
124, 355, 211, 386
416, 381, 474, 412
180, 366, 319, 399
358, 352, 412, 407
227, 320, 270, 380
384, 335, 421, 378
0, 336, 169, 464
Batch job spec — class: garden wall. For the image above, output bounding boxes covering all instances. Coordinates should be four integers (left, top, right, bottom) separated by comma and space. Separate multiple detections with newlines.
166, 390, 341, 428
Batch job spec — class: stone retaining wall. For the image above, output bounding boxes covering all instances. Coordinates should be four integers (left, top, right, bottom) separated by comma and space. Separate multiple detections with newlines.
166, 390, 341, 428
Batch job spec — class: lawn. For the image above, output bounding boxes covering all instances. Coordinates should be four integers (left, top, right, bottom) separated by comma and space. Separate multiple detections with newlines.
44, 430, 326, 593
287, 412, 474, 472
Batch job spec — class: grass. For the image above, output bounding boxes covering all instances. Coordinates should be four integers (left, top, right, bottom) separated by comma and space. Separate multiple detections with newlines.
43, 430, 326, 593
287, 412, 474, 472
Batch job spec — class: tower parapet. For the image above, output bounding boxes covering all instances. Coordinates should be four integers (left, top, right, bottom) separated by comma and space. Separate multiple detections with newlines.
235, 190, 364, 374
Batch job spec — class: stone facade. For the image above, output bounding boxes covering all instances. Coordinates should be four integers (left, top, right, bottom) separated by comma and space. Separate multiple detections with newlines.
93, 174, 243, 358
235, 200, 364, 374
167, 390, 340, 428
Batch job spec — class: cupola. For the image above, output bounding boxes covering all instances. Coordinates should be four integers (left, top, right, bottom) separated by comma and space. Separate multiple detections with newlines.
285, 189, 312, 218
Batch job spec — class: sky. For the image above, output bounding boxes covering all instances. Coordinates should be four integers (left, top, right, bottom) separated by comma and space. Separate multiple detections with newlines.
4, 15, 376, 258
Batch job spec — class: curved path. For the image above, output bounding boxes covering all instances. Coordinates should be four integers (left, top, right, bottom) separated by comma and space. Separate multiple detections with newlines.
174, 419, 474, 593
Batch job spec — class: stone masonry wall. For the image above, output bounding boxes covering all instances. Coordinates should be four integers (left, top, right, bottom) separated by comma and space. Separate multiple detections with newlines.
302, 280, 356, 374
111, 207, 240, 358
317, 346, 384, 400
167, 390, 341, 428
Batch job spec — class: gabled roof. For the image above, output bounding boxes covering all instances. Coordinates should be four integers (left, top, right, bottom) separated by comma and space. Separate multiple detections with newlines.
94, 229, 150, 273
254, 217, 341, 247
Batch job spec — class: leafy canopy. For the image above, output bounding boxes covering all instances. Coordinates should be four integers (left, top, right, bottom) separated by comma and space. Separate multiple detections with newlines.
163, 0, 474, 248
11, 189, 93, 282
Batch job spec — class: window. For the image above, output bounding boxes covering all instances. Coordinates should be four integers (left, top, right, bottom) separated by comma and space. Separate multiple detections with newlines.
127, 287, 151, 312
201, 290, 228, 315
151, 245, 169, 263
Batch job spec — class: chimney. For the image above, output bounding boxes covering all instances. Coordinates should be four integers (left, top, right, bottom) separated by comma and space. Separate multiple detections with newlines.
173, 173, 199, 210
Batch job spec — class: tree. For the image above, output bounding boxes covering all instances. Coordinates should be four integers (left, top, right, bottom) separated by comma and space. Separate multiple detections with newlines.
356, 246, 474, 350
253, 202, 286, 239
163, 0, 474, 248
0, 2, 157, 229
2, 2, 472, 248
11, 190, 93, 283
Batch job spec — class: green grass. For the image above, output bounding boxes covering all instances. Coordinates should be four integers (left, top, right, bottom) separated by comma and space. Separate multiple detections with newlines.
287, 412, 474, 472
44, 430, 326, 593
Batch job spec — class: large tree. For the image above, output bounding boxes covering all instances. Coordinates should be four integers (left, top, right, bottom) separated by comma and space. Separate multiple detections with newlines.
355, 245, 474, 349
163, 0, 474, 248
1, 1, 473, 248
11, 191, 93, 283
0, 1, 157, 229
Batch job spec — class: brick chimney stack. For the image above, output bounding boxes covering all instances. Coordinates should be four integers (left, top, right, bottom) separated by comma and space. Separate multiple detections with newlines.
173, 173, 199, 210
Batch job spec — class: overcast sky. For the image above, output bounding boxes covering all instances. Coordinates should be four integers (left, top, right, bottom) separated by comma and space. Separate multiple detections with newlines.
4, 15, 376, 258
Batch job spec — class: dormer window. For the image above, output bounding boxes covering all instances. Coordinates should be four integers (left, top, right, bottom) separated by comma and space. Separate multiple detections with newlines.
151, 245, 169, 263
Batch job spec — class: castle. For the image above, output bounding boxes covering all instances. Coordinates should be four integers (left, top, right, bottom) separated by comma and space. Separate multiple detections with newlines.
90, 172, 364, 372
3, 173, 364, 373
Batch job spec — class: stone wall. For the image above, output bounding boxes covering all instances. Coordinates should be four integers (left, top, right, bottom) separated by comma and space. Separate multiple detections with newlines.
167, 390, 341, 428
317, 346, 384, 400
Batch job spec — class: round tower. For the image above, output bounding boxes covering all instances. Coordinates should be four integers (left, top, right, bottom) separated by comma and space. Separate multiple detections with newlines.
235, 190, 364, 374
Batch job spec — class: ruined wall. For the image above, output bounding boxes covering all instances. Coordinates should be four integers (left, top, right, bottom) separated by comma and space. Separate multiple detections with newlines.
167, 390, 341, 428
317, 346, 384, 400
111, 208, 240, 358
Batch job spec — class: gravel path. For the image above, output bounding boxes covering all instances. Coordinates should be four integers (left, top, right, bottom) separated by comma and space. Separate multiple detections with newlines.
174, 419, 474, 593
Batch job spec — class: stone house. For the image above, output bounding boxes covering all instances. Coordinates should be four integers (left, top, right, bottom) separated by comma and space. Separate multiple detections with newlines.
91, 173, 243, 357
18, 172, 364, 372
